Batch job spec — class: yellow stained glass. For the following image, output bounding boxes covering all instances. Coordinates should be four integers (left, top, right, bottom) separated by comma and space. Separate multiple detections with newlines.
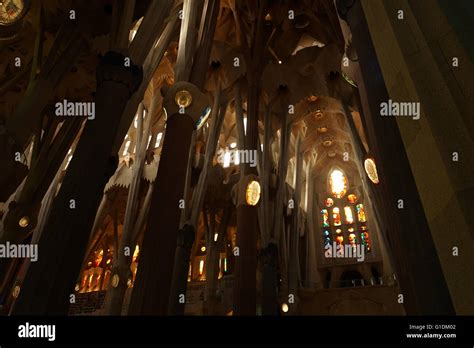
356, 204, 367, 222
329, 169, 348, 198
344, 206, 354, 224
332, 207, 341, 226
347, 194, 358, 203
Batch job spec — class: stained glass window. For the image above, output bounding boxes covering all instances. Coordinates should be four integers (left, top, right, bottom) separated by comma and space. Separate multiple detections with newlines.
329, 169, 348, 198
361, 229, 371, 252
324, 197, 334, 207
323, 230, 331, 249
347, 194, 358, 203
356, 204, 367, 222
321, 209, 330, 227
344, 206, 354, 224
349, 232, 357, 247
364, 158, 380, 184
332, 207, 341, 226
336, 235, 344, 245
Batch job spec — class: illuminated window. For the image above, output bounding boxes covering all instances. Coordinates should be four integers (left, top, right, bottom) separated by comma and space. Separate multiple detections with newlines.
347, 194, 358, 203
324, 197, 334, 207
122, 140, 131, 156
132, 245, 140, 263
93, 249, 103, 267
349, 232, 357, 253
332, 207, 341, 226
199, 260, 204, 276
329, 169, 348, 198
323, 230, 331, 249
223, 150, 231, 168
361, 228, 371, 252
364, 158, 380, 184
348, 231, 357, 244
323, 230, 332, 249
155, 132, 163, 148
321, 209, 330, 227
344, 206, 354, 224
356, 204, 367, 222
336, 235, 344, 245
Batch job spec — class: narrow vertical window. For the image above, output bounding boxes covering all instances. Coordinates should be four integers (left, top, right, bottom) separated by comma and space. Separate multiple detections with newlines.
356, 204, 367, 222
344, 206, 354, 224
321, 209, 330, 227
332, 207, 341, 226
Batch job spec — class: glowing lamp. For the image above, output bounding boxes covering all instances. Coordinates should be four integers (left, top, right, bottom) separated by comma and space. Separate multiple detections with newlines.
175, 89, 193, 108
18, 216, 29, 228
281, 303, 289, 313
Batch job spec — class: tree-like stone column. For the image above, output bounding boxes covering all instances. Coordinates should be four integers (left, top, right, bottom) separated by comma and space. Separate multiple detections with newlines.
128, 82, 210, 315
11, 51, 142, 315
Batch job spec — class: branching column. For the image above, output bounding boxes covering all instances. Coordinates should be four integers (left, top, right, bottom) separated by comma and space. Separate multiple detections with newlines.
11, 51, 142, 314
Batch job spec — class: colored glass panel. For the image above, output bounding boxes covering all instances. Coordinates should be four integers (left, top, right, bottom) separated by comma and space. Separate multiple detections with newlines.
361, 231, 371, 252
324, 197, 334, 207
347, 194, 358, 203
356, 204, 367, 222
329, 169, 348, 198
332, 207, 341, 226
321, 209, 329, 227
344, 206, 354, 224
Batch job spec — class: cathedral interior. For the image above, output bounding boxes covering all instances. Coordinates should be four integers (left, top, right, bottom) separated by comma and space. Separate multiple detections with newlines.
0, 0, 472, 317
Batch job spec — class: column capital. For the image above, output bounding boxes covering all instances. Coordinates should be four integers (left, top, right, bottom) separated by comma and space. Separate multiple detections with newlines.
162, 82, 211, 129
